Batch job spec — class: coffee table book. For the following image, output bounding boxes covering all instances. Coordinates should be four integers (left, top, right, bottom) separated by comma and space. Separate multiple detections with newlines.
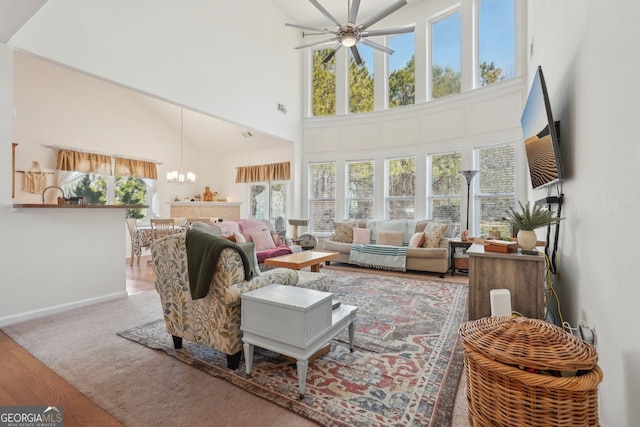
484, 239, 518, 253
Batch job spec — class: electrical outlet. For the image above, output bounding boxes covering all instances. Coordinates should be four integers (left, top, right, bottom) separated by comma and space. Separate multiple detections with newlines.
578, 321, 596, 346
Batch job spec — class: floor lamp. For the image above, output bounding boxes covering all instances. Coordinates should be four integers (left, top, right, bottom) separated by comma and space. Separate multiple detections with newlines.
461, 170, 479, 234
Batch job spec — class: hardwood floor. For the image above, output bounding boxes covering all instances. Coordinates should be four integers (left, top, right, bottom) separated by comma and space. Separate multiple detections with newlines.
0, 257, 155, 426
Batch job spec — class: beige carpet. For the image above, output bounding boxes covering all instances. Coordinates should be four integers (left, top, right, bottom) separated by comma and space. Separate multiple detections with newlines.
3, 280, 469, 426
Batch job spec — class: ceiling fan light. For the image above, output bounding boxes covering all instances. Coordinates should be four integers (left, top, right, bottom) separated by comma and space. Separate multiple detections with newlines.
341, 34, 357, 47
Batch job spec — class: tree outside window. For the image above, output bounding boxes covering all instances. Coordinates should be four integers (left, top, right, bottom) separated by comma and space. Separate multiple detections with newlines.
349, 45, 374, 113
432, 11, 461, 99
66, 174, 149, 219
386, 157, 415, 219
428, 152, 462, 235
475, 143, 515, 238
309, 162, 336, 232
389, 32, 415, 108
346, 160, 374, 220
312, 48, 336, 116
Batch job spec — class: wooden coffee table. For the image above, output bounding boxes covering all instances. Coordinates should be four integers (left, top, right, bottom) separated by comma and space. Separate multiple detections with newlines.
264, 250, 339, 272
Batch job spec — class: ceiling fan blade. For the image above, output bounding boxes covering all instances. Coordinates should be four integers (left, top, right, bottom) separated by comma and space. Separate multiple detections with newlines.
295, 37, 338, 50
348, 0, 361, 24
357, 0, 408, 31
361, 26, 415, 37
285, 22, 337, 35
350, 46, 363, 65
322, 44, 343, 64
309, 0, 342, 28
361, 39, 394, 55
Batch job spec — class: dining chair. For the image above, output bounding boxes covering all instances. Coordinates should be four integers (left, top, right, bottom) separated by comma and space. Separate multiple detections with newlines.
126, 218, 151, 266
150, 218, 176, 240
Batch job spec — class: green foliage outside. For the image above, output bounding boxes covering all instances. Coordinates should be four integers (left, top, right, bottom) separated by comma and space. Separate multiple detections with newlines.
115, 177, 147, 219
69, 174, 147, 219
313, 45, 505, 112
71, 174, 107, 204
349, 56, 374, 113
312, 49, 336, 116
389, 56, 415, 108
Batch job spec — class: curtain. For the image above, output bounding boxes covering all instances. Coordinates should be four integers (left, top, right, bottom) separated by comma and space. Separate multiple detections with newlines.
235, 161, 290, 183
115, 157, 158, 179
56, 149, 112, 175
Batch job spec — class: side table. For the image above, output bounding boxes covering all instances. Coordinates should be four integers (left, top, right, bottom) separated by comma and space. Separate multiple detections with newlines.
241, 284, 358, 398
449, 240, 474, 276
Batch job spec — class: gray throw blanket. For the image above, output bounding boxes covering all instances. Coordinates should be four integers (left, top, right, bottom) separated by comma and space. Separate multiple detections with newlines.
185, 229, 254, 300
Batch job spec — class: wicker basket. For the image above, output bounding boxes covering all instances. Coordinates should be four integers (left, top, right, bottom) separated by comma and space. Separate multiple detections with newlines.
459, 317, 603, 427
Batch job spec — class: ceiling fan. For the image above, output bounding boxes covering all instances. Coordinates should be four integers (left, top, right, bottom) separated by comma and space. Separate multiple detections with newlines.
285, 0, 414, 66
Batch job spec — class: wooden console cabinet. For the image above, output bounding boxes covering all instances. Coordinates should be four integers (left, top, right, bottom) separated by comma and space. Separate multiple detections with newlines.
467, 243, 545, 320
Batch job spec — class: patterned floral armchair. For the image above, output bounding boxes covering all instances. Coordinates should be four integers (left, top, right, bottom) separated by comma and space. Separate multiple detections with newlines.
151, 233, 311, 369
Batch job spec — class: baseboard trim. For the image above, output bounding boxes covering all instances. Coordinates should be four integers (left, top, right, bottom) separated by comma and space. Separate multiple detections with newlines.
0, 291, 128, 327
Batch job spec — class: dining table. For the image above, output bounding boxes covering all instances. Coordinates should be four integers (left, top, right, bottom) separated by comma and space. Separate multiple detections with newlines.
132, 223, 187, 258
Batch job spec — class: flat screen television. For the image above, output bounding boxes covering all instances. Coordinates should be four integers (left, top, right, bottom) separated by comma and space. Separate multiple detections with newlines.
521, 66, 564, 189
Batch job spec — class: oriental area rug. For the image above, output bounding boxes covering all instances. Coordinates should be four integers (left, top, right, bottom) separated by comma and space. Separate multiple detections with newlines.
118, 270, 468, 427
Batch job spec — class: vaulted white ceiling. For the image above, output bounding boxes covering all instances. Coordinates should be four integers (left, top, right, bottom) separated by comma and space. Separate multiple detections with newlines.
1, 0, 425, 155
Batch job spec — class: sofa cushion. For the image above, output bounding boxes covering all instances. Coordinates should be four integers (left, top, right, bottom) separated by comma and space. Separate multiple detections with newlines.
352, 227, 372, 244
251, 230, 277, 252
216, 221, 241, 236
423, 222, 449, 248
191, 221, 221, 236
408, 232, 426, 248
376, 231, 403, 246
237, 218, 271, 241
333, 221, 354, 243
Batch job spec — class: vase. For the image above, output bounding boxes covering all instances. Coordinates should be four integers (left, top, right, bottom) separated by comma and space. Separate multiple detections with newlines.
517, 230, 537, 251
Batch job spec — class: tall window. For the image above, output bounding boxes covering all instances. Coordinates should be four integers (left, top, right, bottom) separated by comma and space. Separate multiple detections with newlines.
388, 32, 415, 108
349, 45, 374, 113
346, 160, 374, 220
309, 162, 336, 233
474, 143, 515, 238
249, 181, 287, 226
478, 0, 515, 86
431, 11, 461, 99
428, 152, 462, 235
312, 48, 336, 116
386, 156, 415, 219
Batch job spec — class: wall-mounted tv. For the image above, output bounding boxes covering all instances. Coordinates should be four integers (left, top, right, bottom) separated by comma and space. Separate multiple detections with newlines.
521, 66, 564, 189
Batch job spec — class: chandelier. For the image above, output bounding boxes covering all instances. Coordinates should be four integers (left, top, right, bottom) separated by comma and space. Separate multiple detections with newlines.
167, 107, 196, 184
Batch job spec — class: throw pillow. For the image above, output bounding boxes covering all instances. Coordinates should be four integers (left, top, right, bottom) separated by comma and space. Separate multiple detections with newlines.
219, 234, 237, 243
333, 221, 354, 243
408, 232, 426, 248
233, 232, 246, 243
191, 221, 222, 236
251, 230, 277, 252
237, 242, 260, 276
376, 231, 403, 247
423, 222, 449, 248
352, 227, 372, 244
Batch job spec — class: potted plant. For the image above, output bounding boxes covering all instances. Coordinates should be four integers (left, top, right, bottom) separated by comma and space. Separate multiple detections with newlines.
505, 201, 562, 250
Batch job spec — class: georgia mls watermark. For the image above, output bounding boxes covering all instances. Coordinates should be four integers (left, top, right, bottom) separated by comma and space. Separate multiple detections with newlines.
0, 406, 63, 427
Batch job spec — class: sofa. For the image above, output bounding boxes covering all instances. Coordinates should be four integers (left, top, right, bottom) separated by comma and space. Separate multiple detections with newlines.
151, 232, 329, 369
322, 219, 453, 277
192, 218, 300, 265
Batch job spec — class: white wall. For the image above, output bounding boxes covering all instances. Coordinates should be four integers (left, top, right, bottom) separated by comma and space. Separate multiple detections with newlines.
1, 44, 129, 326
528, 1, 640, 425
10, 0, 302, 145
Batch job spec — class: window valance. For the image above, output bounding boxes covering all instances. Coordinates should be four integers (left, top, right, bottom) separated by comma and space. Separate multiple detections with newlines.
56, 149, 112, 175
235, 161, 290, 183
55, 149, 158, 179
115, 157, 158, 179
